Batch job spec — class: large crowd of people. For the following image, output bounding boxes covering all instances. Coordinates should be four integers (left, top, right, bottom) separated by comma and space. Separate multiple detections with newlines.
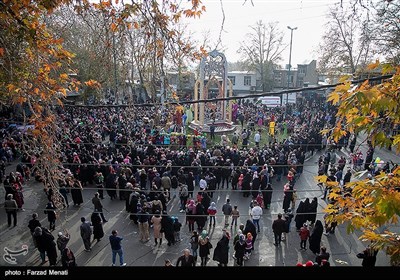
1, 99, 395, 267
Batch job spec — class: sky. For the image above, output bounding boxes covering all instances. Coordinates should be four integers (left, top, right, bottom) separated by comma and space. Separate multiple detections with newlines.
184, 0, 343, 67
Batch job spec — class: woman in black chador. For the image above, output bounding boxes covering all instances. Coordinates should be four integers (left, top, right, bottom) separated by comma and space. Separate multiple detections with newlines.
161, 212, 175, 246
91, 212, 104, 242
295, 200, 306, 231
262, 183, 273, 209
243, 219, 257, 248
309, 220, 324, 254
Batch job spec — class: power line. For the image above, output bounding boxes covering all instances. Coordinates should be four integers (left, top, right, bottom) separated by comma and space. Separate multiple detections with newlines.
9, 184, 333, 193
0, 204, 334, 217
23, 161, 365, 168
62, 74, 394, 108
43, 141, 373, 148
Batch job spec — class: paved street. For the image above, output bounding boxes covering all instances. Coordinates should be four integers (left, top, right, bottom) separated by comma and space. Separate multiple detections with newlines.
0, 138, 397, 267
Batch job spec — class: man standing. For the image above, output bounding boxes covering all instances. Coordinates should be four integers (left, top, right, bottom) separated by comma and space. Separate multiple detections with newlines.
161, 173, 172, 200
231, 132, 239, 148
28, 213, 41, 247
94, 171, 104, 199
80, 217, 92, 252
176, 248, 196, 267
109, 230, 126, 266
92, 192, 107, 223
251, 201, 262, 233
222, 199, 233, 227
199, 176, 207, 191
254, 130, 261, 148
272, 213, 286, 246
178, 183, 189, 213
4, 194, 18, 227
241, 129, 248, 147
210, 123, 216, 141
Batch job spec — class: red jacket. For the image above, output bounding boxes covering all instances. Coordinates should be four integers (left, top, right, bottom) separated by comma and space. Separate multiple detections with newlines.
299, 227, 310, 240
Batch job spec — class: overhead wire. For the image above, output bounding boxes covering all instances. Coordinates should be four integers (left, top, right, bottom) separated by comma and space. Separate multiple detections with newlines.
61, 74, 394, 108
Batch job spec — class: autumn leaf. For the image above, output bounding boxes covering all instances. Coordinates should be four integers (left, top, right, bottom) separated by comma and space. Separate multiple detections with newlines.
0, 48, 4, 57
59, 73, 68, 80
84, 79, 101, 89
315, 175, 327, 183
367, 60, 380, 70
110, 22, 117, 32
327, 92, 340, 104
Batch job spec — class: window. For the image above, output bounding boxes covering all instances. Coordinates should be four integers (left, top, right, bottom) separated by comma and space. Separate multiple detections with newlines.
298, 67, 306, 75
297, 77, 304, 87
244, 76, 252, 86
228, 76, 236, 86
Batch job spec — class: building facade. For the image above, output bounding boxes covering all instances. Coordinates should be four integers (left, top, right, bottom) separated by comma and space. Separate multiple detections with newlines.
273, 60, 318, 89
227, 71, 257, 96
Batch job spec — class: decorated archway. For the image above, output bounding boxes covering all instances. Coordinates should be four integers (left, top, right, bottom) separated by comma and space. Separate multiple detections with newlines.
190, 50, 234, 133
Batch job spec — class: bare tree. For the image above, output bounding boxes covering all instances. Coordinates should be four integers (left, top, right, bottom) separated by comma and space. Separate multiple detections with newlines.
369, 0, 400, 64
238, 21, 286, 91
318, 4, 374, 75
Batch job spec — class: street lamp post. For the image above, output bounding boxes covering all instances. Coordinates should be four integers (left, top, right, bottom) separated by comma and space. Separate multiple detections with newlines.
286, 26, 297, 109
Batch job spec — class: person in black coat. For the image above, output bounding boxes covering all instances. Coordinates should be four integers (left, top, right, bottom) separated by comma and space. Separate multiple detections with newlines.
242, 172, 252, 197
186, 172, 195, 198
263, 183, 273, 209
243, 219, 257, 248
176, 249, 196, 267
295, 201, 306, 231
364, 145, 374, 171
195, 202, 206, 231
44, 202, 56, 231
158, 192, 167, 212
161, 212, 175, 246
61, 247, 77, 268
360, 245, 379, 267
33, 227, 47, 264
59, 185, 69, 208
308, 197, 318, 224
234, 234, 246, 266
309, 220, 324, 254
106, 172, 117, 199
70, 179, 84, 206
34, 227, 58, 266
91, 212, 104, 242
125, 183, 133, 211
129, 191, 139, 224
282, 184, 293, 213
212, 232, 230, 266
201, 191, 211, 211
118, 175, 128, 201
251, 173, 261, 199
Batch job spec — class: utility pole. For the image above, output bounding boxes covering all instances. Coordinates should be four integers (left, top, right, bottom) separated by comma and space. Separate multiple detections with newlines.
112, 31, 118, 105
286, 26, 297, 110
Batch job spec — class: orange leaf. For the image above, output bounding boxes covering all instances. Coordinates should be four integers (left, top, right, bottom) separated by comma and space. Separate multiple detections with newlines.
367, 60, 380, 70
111, 22, 117, 32
0, 48, 4, 57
